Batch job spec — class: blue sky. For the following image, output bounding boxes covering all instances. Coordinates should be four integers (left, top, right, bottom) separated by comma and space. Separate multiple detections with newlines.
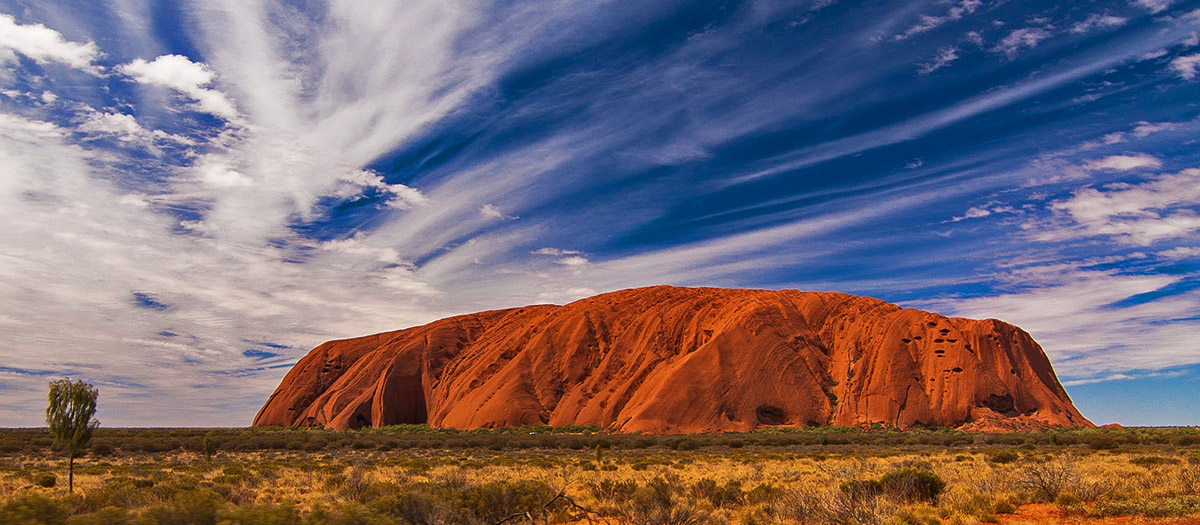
0, 0, 1198, 427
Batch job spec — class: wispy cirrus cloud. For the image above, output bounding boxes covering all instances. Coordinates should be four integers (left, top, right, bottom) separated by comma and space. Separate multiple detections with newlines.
894, 0, 982, 40
1071, 14, 1128, 34
1133, 0, 1173, 14
2, 1, 1200, 427
1049, 168, 1200, 245
915, 263, 1196, 378
918, 46, 960, 74
992, 27, 1054, 57
1171, 53, 1200, 79
1083, 153, 1163, 171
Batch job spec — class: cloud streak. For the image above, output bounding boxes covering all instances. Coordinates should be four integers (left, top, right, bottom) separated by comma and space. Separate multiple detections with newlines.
1, 1, 1199, 427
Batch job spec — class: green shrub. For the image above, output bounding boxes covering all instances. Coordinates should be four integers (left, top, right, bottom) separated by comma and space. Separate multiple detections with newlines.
89, 443, 114, 457
1, 494, 70, 524
745, 482, 779, 504
138, 490, 222, 525
628, 437, 656, 449
1130, 455, 1181, 468
202, 434, 218, 461
880, 467, 946, 503
33, 473, 57, 488
453, 479, 554, 523
372, 490, 446, 524
670, 439, 698, 451
987, 451, 1019, 464
589, 478, 639, 502
1092, 496, 1200, 518
65, 506, 131, 525
839, 479, 883, 501
219, 501, 301, 525
691, 478, 744, 508
889, 504, 941, 525
1055, 492, 1082, 508
993, 501, 1016, 514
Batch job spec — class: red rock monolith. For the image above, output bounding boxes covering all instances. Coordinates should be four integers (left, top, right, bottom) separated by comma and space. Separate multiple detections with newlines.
254, 286, 1091, 432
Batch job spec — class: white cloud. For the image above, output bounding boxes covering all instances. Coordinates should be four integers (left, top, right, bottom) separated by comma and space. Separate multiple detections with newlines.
0, 14, 100, 72
1140, 48, 1169, 60
118, 55, 238, 119
480, 203, 516, 220
916, 264, 1199, 380
0, 1, 1195, 427
1159, 246, 1200, 259
1170, 53, 1200, 79
75, 110, 194, 147
948, 203, 1019, 222
555, 255, 589, 267
534, 287, 597, 305
728, 36, 1175, 187
1083, 154, 1162, 171
197, 159, 253, 188
952, 206, 991, 221
1090, 122, 1179, 150
1050, 168, 1200, 244
1063, 373, 1132, 387
336, 170, 430, 210
384, 184, 430, 210
1132, 121, 1179, 138
0, 110, 450, 426
1133, 0, 1173, 13
1070, 14, 1127, 34
533, 247, 582, 256
918, 46, 959, 74
0, 111, 62, 138
895, 0, 982, 40
992, 27, 1053, 57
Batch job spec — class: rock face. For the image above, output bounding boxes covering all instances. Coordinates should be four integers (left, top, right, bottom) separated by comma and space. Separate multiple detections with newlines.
254, 286, 1091, 432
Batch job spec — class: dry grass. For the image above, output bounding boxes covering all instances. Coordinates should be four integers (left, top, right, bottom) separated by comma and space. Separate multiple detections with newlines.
1, 428, 1198, 524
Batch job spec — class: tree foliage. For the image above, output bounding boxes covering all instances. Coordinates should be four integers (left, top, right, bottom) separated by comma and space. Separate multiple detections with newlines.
46, 378, 99, 493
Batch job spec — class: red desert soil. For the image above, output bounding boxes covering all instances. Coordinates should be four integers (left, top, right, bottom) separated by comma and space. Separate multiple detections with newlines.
999, 504, 1200, 524
255, 285, 1091, 432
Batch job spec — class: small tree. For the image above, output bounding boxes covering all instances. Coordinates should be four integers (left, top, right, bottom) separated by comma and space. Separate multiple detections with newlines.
46, 378, 99, 494
202, 432, 218, 461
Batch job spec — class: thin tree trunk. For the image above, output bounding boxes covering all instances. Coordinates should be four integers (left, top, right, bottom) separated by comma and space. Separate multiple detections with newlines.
68, 454, 74, 494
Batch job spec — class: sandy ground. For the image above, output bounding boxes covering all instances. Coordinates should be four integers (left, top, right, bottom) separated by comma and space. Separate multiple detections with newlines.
998, 504, 1200, 525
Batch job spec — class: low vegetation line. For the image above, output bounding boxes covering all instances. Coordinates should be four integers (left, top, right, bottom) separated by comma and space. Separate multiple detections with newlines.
1, 426, 1198, 524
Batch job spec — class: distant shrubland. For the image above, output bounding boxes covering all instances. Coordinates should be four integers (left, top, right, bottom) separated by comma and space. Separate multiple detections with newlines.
0, 426, 1198, 524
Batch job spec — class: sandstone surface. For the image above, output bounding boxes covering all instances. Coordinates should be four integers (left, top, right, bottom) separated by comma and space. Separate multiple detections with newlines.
254, 286, 1091, 432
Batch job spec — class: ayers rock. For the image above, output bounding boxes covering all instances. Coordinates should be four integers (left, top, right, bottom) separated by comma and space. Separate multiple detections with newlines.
254, 286, 1091, 432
